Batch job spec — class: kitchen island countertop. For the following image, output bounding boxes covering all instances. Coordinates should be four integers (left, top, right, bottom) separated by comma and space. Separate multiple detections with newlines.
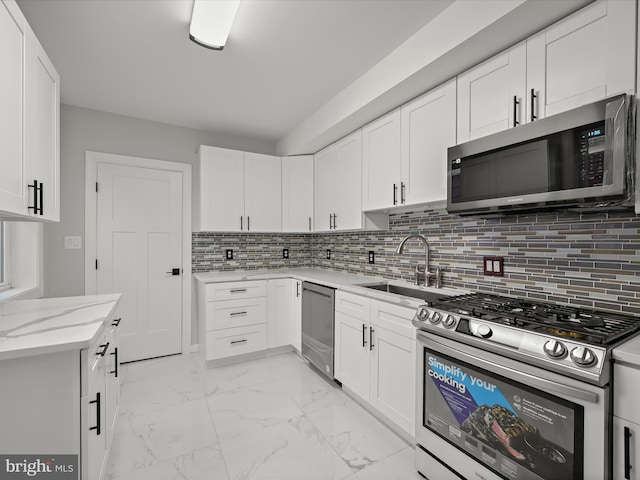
0, 294, 121, 361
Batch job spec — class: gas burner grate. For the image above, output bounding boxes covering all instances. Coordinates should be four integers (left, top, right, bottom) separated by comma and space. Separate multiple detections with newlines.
432, 293, 640, 346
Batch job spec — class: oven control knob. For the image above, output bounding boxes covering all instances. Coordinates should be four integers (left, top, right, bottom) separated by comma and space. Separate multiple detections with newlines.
430, 311, 442, 324
416, 307, 429, 321
443, 315, 456, 328
543, 340, 567, 359
477, 324, 492, 338
570, 346, 597, 367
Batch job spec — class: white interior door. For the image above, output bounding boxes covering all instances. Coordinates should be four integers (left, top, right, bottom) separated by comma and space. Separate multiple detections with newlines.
96, 162, 183, 362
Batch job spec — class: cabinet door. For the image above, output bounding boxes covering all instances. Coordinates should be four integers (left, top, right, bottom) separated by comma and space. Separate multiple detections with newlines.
282, 155, 313, 232
0, 0, 27, 217
293, 280, 302, 352
362, 111, 401, 210
457, 41, 526, 143
244, 152, 282, 232
267, 279, 294, 348
25, 24, 60, 222
313, 144, 337, 232
334, 311, 369, 401
527, 0, 635, 119
86, 343, 107, 480
401, 79, 456, 205
369, 327, 415, 436
613, 416, 640, 480
335, 129, 362, 231
198, 146, 244, 231
105, 323, 120, 451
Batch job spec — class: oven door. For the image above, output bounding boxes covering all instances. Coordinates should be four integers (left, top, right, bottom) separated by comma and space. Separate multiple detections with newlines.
416, 333, 609, 480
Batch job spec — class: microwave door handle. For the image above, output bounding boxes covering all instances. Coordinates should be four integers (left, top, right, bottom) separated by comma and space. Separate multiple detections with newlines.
604, 95, 627, 191
417, 333, 599, 404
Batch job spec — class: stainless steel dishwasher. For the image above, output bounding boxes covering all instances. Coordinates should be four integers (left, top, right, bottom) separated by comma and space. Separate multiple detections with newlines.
301, 281, 335, 379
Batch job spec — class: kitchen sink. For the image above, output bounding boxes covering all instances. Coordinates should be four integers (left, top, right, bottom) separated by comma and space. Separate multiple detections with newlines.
357, 282, 446, 303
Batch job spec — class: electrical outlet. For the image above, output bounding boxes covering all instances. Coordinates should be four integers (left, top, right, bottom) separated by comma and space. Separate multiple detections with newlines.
64, 236, 82, 250
483, 256, 504, 276
226, 249, 234, 260
283, 248, 289, 259
326, 249, 331, 260
368, 251, 375, 264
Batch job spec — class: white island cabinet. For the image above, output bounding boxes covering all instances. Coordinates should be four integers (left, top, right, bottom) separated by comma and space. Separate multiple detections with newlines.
0, 294, 121, 480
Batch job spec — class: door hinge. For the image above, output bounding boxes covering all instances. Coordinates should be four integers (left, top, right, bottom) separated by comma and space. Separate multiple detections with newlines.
95, 182, 98, 193
95, 259, 98, 270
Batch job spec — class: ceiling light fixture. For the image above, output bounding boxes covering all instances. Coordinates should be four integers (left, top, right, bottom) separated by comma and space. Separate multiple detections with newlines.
189, 0, 240, 50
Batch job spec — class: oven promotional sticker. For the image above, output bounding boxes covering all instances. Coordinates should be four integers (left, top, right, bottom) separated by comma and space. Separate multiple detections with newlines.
425, 353, 579, 480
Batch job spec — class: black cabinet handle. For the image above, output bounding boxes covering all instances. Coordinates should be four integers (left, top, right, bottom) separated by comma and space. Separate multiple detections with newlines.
625, 426, 633, 479
112, 317, 121, 327
329, 214, 332, 230
513, 96, 520, 127
393, 184, 398, 205
230, 311, 247, 316
230, 339, 247, 345
89, 392, 101, 435
28, 180, 43, 215
309, 217, 312, 232
230, 288, 247, 293
401, 182, 405, 204
333, 213, 337, 229
362, 324, 367, 348
247, 216, 250, 231
296, 282, 300, 297
530, 88, 537, 122
97, 342, 109, 357
110, 347, 119, 378
369, 327, 375, 350
240, 216, 243, 231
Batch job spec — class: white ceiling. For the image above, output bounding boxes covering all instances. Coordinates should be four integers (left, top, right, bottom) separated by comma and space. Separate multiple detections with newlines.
16, 0, 454, 148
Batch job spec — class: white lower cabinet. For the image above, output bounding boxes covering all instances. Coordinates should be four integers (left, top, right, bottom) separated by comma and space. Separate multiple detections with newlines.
267, 278, 295, 349
614, 362, 640, 479
0, 311, 121, 480
293, 280, 302, 352
335, 291, 416, 437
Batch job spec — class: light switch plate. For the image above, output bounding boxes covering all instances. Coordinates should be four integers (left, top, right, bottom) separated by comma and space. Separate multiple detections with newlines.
64, 236, 82, 250
226, 249, 234, 260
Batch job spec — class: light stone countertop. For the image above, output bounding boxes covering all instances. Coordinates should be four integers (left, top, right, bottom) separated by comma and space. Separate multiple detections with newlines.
0, 294, 121, 361
613, 333, 640, 367
193, 267, 463, 310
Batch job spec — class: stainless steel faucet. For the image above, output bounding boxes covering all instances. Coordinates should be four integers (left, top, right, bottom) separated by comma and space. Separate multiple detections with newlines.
395, 234, 442, 288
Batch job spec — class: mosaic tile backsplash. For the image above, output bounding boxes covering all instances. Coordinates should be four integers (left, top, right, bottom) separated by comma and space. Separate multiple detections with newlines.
192, 206, 640, 315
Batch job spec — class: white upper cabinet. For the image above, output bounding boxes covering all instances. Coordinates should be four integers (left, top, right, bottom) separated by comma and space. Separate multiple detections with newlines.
362, 110, 401, 210
0, 0, 59, 222
196, 146, 282, 232
314, 130, 363, 232
282, 155, 313, 233
25, 23, 60, 222
197, 145, 244, 232
526, 0, 635, 119
458, 0, 635, 143
334, 129, 362, 231
457, 41, 526, 143
313, 143, 337, 232
0, 0, 26, 217
400, 78, 456, 205
244, 152, 282, 232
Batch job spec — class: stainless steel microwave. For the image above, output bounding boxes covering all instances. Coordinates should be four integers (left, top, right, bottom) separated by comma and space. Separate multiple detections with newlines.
447, 94, 634, 216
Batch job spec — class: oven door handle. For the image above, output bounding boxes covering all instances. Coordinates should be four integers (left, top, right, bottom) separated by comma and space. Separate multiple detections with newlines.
417, 333, 600, 404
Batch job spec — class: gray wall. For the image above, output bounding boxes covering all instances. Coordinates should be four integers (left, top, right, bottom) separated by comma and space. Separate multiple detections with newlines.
45, 105, 276, 298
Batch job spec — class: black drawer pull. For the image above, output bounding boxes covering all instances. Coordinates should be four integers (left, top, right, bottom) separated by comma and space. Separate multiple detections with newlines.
513, 96, 520, 127
230, 311, 247, 316
625, 426, 632, 479
230, 339, 248, 345
112, 317, 121, 327
110, 347, 119, 378
362, 324, 367, 348
369, 327, 375, 351
89, 392, 101, 435
97, 342, 109, 357
230, 289, 247, 293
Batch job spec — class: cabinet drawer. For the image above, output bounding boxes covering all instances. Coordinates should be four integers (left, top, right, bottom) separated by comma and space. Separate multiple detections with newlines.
205, 280, 266, 301
207, 297, 266, 331
206, 324, 267, 360
336, 291, 370, 320
370, 300, 415, 339
614, 363, 640, 424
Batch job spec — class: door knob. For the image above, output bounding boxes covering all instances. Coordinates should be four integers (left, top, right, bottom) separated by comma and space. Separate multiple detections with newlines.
166, 268, 181, 276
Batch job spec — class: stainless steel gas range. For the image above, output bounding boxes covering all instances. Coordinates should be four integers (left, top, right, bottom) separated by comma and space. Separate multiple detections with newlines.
412, 293, 640, 480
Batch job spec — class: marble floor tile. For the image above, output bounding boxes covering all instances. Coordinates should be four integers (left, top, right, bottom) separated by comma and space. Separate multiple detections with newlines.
306, 398, 408, 472
200, 357, 274, 396
352, 447, 424, 480
275, 369, 347, 414
118, 371, 204, 416
105, 398, 220, 479
221, 415, 353, 480
124, 352, 204, 383
107, 446, 229, 480
206, 380, 305, 445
